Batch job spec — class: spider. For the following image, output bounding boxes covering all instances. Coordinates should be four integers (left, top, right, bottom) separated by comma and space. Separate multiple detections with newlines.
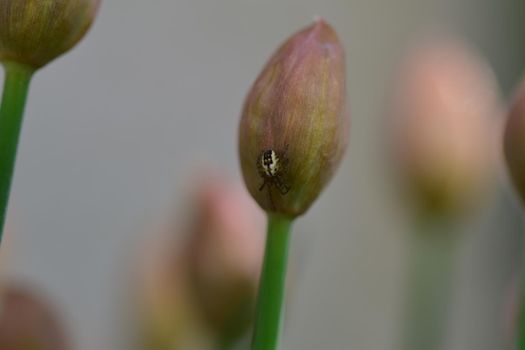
257, 148, 290, 195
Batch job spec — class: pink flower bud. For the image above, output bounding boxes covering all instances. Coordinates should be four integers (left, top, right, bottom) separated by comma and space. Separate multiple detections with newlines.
0, 285, 70, 350
239, 19, 349, 217
390, 38, 500, 217
186, 176, 265, 340
138, 175, 265, 347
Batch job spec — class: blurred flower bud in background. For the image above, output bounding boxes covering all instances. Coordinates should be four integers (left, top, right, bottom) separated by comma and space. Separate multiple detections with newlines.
389, 38, 500, 219
137, 175, 265, 349
504, 77, 525, 203
138, 248, 203, 350
0, 0, 101, 68
239, 18, 349, 218
0, 284, 70, 350
186, 177, 265, 345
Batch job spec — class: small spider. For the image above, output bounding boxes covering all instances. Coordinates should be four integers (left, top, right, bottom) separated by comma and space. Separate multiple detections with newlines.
257, 148, 290, 195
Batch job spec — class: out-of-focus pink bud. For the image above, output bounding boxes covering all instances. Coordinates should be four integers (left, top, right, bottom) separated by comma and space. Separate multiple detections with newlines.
390, 38, 500, 218
504, 77, 525, 203
0, 284, 70, 350
138, 248, 202, 350
137, 175, 265, 348
186, 176, 265, 342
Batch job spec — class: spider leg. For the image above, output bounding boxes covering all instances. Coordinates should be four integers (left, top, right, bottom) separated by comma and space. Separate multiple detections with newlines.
274, 176, 290, 195
267, 185, 276, 210
259, 180, 267, 191
279, 184, 290, 195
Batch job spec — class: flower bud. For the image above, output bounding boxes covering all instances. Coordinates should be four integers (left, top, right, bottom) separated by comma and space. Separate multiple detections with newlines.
239, 19, 348, 217
138, 252, 203, 350
186, 176, 265, 341
0, 0, 101, 68
390, 38, 500, 218
137, 175, 265, 348
0, 285, 70, 350
504, 77, 525, 203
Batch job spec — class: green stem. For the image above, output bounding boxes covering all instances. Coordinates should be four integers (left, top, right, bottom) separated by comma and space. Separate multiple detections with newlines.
401, 217, 458, 350
251, 213, 293, 350
0, 61, 34, 243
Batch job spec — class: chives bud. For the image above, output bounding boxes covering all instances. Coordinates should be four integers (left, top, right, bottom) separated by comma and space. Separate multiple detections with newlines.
138, 176, 265, 349
186, 177, 265, 346
504, 78, 525, 203
391, 39, 500, 350
0, 0, 101, 68
390, 39, 499, 218
239, 18, 348, 218
0, 285, 70, 350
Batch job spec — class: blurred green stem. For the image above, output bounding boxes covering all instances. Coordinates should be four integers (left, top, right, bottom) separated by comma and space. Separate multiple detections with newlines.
0, 61, 34, 244
401, 217, 458, 350
251, 214, 293, 350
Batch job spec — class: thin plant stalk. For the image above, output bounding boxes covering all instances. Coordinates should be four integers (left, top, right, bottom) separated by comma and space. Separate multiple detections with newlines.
401, 217, 458, 350
251, 213, 293, 350
0, 61, 34, 242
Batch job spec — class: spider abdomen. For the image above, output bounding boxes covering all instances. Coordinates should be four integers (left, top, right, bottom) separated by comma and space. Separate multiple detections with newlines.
261, 150, 280, 177
257, 149, 290, 195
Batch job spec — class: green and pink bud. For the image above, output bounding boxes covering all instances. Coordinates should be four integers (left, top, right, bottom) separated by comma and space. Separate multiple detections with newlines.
0, 0, 101, 69
238, 18, 348, 218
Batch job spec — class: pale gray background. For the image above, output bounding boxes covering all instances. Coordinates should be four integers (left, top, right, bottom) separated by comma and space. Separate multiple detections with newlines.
1, 0, 524, 349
